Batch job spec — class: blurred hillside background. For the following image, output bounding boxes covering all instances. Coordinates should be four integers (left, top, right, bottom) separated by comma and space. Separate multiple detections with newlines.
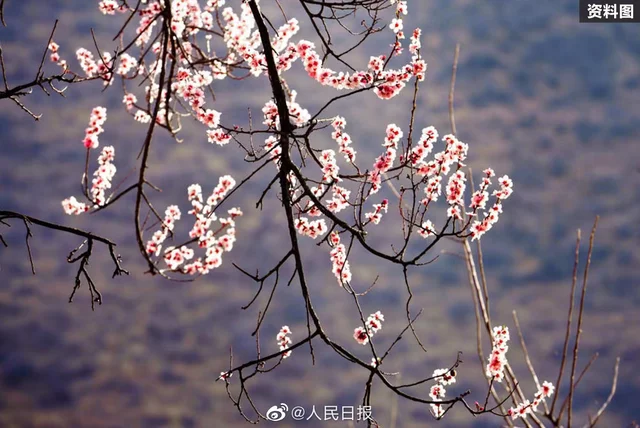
0, 0, 639, 427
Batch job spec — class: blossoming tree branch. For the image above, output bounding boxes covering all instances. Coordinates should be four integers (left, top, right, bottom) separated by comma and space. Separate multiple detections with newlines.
0, 0, 619, 426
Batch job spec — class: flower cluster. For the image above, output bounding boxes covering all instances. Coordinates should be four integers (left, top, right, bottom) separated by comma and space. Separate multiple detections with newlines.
168, 65, 227, 141
98, 0, 121, 15
409, 126, 438, 165
143, 176, 241, 275
322, 185, 348, 213
369, 124, 403, 193
271, 18, 299, 56
374, 57, 424, 99
167, 0, 207, 38
261, 91, 310, 130
417, 133, 468, 203
207, 128, 232, 146
329, 232, 351, 286
145, 205, 182, 257
221, 3, 267, 77
186, 177, 240, 274
296, 40, 372, 91
198, 108, 221, 129
62, 145, 117, 214
294, 217, 327, 239
75, 47, 113, 83
330, 116, 356, 163
73, 0, 429, 158
445, 170, 467, 220
418, 219, 436, 238
393, 126, 515, 240
299, 183, 321, 217
48, 41, 59, 62
47, 41, 67, 70
90, 145, 117, 206
290, 122, 511, 249
319, 150, 340, 184
353, 311, 384, 345
123, 93, 137, 110
409, 28, 422, 55
164, 245, 195, 271
116, 53, 137, 76
134, 110, 151, 123
135, 2, 161, 47
61, 196, 88, 215
206, 175, 236, 207
365, 199, 389, 225
469, 171, 513, 240
508, 381, 555, 420
485, 326, 510, 382
186, 206, 241, 275
277, 326, 292, 359
286, 91, 311, 127
429, 367, 457, 418
82, 106, 107, 150
262, 136, 281, 164
294, 3, 425, 100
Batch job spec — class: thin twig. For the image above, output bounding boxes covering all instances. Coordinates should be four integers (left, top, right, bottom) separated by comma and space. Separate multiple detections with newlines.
567, 217, 599, 427
513, 310, 549, 415
550, 229, 581, 416
588, 357, 620, 427
449, 43, 460, 136
0, 0, 6, 27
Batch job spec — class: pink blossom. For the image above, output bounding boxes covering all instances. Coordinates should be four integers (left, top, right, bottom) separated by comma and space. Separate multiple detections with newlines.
509, 380, 555, 420
116, 53, 137, 75
82, 106, 107, 149
431, 403, 444, 418
353, 312, 385, 345
122, 93, 137, 110
98, 0, 118, 15
206, 128, 232, 146
541, 381, 555, 398
429, 384, 446, 400
319, 150, 340, 183
330, 116, 356, 163
390, 18, 403, 33
329, 232, 351, 285
365, 199, 389, 225
353, 326, 369, 345
432, 368, 457, 386
486, 326, 510, 382
295, 217, 327, 239
277, 326, 293, 359
61, 196, 89, 215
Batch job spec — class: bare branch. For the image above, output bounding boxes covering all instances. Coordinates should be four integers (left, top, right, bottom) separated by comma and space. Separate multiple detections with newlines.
0, 210, 128, 309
